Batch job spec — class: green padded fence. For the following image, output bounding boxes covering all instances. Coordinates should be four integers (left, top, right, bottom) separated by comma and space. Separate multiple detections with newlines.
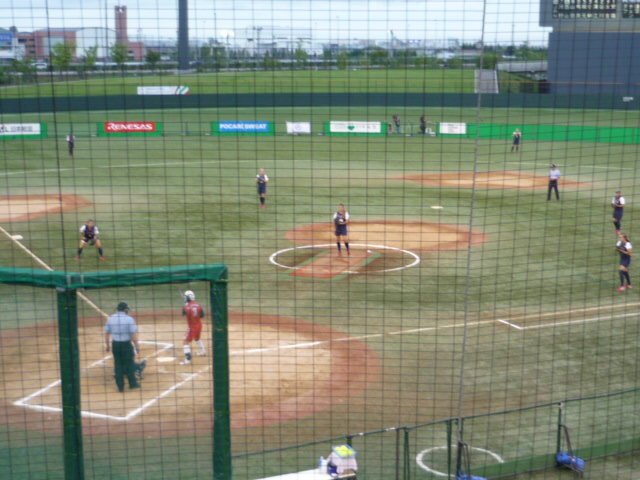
437, 122, 640, 143
0, 265, 230, 480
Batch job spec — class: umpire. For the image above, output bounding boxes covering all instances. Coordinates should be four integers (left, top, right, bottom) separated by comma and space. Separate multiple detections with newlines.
104, 302, 142, 392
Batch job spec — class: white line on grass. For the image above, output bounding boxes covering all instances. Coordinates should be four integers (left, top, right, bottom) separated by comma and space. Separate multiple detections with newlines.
0, 225, 108, 317
513, 311, 640, 331
497, 319, 524, 330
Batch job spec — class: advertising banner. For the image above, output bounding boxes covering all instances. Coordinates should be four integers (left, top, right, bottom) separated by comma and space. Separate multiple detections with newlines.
98, 122, 163, 137
438, 122, 467, 135
136, 86, 190, 95
212, 121, 275, 136
0, 123, 46, 139
286, 122, 312, 135
323, 121, 386, 136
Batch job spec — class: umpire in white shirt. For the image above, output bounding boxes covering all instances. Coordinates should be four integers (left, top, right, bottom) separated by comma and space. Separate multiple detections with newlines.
547, 164, 561, 201
104, 302, 142, 392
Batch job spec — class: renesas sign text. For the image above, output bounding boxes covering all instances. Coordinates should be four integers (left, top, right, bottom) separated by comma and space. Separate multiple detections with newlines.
219, 122, 269, 133
105, 122, 157, 133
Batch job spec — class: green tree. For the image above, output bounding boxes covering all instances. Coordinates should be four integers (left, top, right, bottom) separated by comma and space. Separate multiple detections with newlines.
10, 58, 37, 83
82, 46, 98, 71
51, 41, 74, 72
294, 42, 308, 69
110, 42, 129, 71
480, 52, 500, 69
369, 48, 389, 67
145, 50, 161, 71
337, 51, 348, 70
322, 48, 333, 68
446, 57, 463, 69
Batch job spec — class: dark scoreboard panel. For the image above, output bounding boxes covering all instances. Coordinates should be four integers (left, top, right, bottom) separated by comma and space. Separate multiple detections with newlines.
541, 0, 640, 26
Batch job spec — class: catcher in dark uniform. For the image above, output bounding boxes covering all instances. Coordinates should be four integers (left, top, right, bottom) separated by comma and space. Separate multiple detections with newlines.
76, 219, 106, 260
333, 204, 350, 255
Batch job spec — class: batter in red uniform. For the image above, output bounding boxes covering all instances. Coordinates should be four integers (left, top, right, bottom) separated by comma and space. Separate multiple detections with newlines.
180, 290, 206, 365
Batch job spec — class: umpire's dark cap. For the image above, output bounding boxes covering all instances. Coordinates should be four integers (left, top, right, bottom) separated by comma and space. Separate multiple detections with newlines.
550, 164, 556, 168
117, 302, 129, 311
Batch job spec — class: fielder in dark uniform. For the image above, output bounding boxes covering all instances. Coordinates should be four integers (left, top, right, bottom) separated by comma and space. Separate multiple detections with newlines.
256, 168, 269, 209
611, 190, 626, 234
76, 219, 105, 260
333, 204, 350, 255
615, 233, 633, 291
511, 128, 522, 152
104, 302, 142, 392
66, 132, 75, 158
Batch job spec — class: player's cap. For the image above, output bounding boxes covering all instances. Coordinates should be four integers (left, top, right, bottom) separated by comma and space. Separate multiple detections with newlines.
550, 164, 556, 168
117, 302, 129, 311
615, 190, 621, 193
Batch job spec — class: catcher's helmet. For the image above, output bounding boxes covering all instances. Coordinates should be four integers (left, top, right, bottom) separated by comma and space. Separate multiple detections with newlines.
184, 290, 195, 301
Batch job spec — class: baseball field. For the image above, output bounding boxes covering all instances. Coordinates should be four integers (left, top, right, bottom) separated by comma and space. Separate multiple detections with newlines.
1, 97, 640, 479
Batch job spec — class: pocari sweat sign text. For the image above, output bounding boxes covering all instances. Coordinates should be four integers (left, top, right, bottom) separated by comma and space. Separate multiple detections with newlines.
219, 122, 270, 133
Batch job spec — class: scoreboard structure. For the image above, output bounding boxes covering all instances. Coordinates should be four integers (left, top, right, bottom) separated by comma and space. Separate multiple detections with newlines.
541, 0, 640, 26
540, 0, 640, 95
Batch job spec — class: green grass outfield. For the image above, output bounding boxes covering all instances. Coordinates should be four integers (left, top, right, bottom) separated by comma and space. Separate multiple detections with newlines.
0, 69, 476, 98
1, 105, 640, 479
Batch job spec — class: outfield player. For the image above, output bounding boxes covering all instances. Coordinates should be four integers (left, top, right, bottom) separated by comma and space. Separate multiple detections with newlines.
76, 219, 105, 260
547, 164, 561, 201
66, 132, 75, 158
511, 128, 522, 152
333, 204, 350, 255
611, 190, 626, 234
615, 233, 633, 291
104, 302, 142, 392
180, 290, 206, 365
256, 168, 269, 209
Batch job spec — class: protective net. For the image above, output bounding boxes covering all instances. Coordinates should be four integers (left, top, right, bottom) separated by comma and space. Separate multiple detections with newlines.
1, 1, 640, 479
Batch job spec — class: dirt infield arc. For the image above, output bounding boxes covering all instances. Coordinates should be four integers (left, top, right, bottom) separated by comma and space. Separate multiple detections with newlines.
0, 194, 90, 222
0, 312, 379, 437
399, 171, 589, 190
286, 220, 487, 252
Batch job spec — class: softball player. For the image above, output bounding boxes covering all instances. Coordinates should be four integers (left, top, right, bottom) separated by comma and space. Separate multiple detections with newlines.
256, 168, 269, 208
511, 128, 522, 152
333, 204, 350, 255
76, 219, 105, 260
611, 190, 626, 234
615, 233, 633, 291
180, 290, 206, 365
66, 132, 75, 158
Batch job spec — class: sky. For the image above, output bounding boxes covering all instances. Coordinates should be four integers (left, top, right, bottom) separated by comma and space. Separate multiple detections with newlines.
2, 0, 551, 46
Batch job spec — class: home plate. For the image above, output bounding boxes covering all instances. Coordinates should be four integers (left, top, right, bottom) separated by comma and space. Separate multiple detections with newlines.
431, 206, 443, 210
11, 235, 24, 240
157, 356, 176, 363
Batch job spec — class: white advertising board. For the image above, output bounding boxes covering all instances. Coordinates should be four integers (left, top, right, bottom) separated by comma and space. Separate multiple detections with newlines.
286, 122, 312, 135
329, 121, 382, 134
0, 123, 42, 136
439, 122, 467, 135
137, 86, 190, 95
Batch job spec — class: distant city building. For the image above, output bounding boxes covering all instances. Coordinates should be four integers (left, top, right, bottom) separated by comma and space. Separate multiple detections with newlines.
0, 27, 21, 63
2, 4, 143, 63
114, 6, 144, 61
